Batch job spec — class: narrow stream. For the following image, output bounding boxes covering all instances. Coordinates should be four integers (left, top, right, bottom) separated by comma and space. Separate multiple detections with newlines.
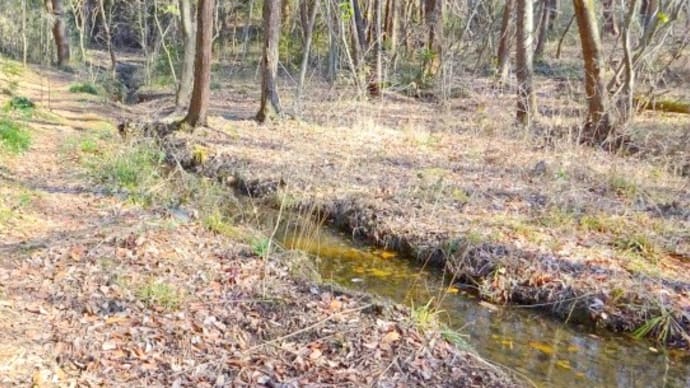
258, 210, 690, 387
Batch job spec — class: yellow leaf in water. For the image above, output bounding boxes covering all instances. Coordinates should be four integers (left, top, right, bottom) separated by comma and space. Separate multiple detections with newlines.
446, 286, 460, 294
368, 268, 392, 278
378, 250, 397, 260
528, 341, 555, 355
556, 360, 572, 370
566, 345, 579, 352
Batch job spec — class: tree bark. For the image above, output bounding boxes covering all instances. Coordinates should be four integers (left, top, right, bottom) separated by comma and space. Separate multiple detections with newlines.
176, 0, 196, 112
423, 0, 442, 80
534, 0, 551, 59
297, 0, 320, 109
496, 0, 514, 82
515, 0, 535, 127
50, 0, 70, 67
573, 0, 612, 144
184, 0, 214, 127
602, 0, 619, 35
547, 0, 559, 32
97, 0, 116, 75
256, 0, 282, 123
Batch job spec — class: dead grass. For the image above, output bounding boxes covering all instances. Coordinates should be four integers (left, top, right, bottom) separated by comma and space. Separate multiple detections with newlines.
0, 60, 518, 386
138, 72, 690, 346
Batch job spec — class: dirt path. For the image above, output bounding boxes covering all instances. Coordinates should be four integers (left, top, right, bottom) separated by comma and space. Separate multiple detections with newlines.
0, 64, 517, 386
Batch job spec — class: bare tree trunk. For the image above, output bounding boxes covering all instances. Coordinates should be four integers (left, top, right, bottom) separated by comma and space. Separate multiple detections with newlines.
641, 0, 658, 32
602, 0, 619, 35
184, 0, 214, 127
555, 13, 575, 58
423, 0, 442, 81
547, 0, 559, 32
97, 0, 116, 75
297, 0, 320, 109
496, 0, 514, 82
515, 0, 535, 127
22, 0, 28, 65
325, 0, 340, 85
534, 0, 551, 59
617, 0, 638, 127
573, 0, 612, 144
371, 0, 383, 97
176, 0, 196, 113
51, 0, 71, 67
153, 0, 177, 84
256, 0, 282, 122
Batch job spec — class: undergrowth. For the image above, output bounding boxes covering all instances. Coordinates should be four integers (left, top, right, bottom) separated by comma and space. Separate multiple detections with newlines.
69, 82, 101, 95
0, 117, 30, 153
87, 141, 164, 204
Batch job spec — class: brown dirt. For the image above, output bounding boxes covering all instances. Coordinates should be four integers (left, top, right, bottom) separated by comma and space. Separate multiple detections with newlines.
0, 63, 517, 386
132, 73, 690, 349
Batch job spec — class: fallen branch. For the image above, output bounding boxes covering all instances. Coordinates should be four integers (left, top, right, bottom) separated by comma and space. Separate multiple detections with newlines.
635, 97, 690, 114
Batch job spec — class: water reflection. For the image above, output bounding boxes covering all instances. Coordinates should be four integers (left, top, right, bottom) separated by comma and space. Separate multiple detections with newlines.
266, 213, 690, 387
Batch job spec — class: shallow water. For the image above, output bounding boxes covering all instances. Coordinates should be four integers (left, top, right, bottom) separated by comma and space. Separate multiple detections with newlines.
261, 211, 690, 387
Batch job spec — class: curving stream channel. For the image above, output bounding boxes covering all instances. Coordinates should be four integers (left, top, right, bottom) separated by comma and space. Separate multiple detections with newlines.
257, 209, 690, 387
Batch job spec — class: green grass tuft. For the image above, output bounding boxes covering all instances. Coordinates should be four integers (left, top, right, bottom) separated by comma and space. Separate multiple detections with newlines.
136, 279, 182, 310
69, 82, 100, 95
88, 143, 164, 204
4, 96, 35, 117
0, 117, 31, 153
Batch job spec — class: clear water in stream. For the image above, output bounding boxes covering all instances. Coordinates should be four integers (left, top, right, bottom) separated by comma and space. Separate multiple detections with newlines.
260, 212, 690, 387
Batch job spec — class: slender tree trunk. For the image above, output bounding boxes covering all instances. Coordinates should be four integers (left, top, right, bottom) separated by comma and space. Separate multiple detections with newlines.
602, 0, 619, 35
573, 0, 612, 144
297, 0, 320, 109
97, 0, 116, 75
641, 0, 658, 31
371, 0, 383, 96
256, 0, 283, 122
326, 0, 340, 84
555, 13, 575, 58
22, 0, 28, 65
423, 0, 442, 80
515, 0, 535, 127
547, 0, 559, 32
184, 0, 214, 127
153, 0, 177, 84
51, 0, 71, 67
176, 0, 196, 112
534, 0, 551, 58
618, 0, 638, 127
496, 0, 514, 82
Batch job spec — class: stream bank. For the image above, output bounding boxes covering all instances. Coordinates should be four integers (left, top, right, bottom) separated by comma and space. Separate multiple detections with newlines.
126, 117, 690, 350
0, 63, 518, 386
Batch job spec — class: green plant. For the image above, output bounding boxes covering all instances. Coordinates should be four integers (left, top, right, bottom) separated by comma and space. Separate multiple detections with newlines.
136, 279, 182, 310
79, 138, 99, 154
89, 143, 164, 203
609, 174, 638, 198
440, 327, 472, 351
613, 233, 657, 259
4, 96, 35, 117
410, 298, 443, 332
538, 207, 575, 228
633, 306, 686, 344
251, 237, 271, 257
203, 210, 238, 237
69, 82, 100, 95
0, 117, 31, 153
